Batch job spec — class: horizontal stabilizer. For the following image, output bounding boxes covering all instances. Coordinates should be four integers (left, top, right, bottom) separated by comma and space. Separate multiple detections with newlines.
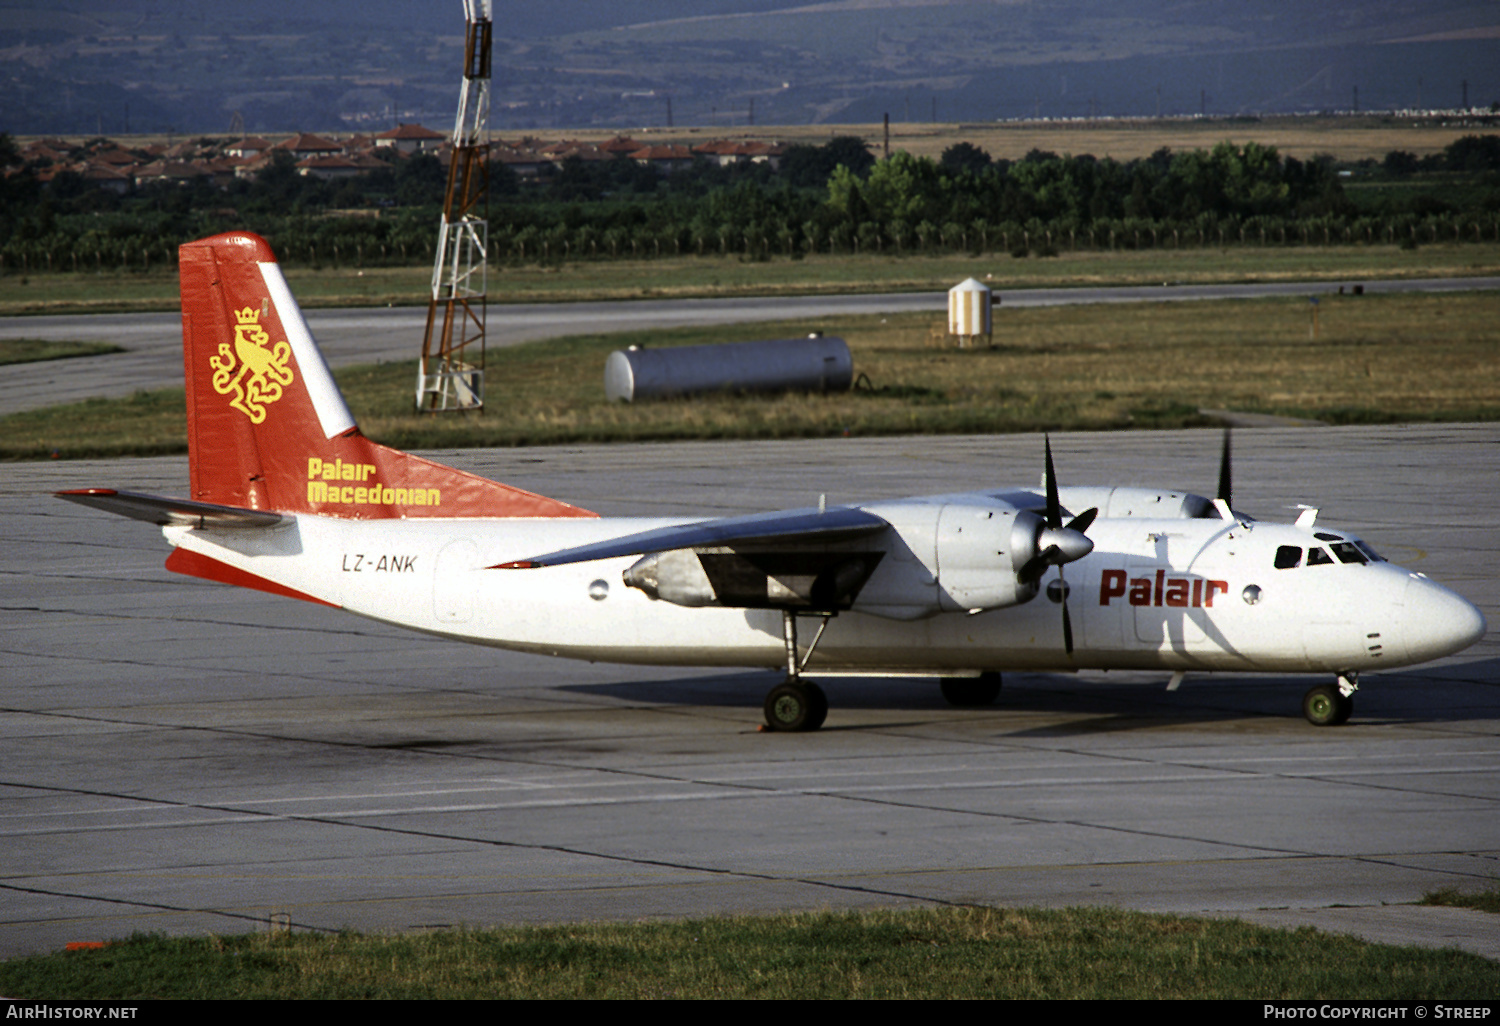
56, 489, 285, 528
496, 505, 888, 568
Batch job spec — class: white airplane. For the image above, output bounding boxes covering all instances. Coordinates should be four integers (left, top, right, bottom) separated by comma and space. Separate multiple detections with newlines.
59, 232, 1486, 731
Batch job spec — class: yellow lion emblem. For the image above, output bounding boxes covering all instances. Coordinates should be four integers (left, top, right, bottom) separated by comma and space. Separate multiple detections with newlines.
211, 306, 295, 423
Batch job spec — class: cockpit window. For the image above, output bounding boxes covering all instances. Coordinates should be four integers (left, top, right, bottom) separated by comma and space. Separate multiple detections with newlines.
1306, 546, 1334, 566
1274, 545, 1302, 569
1329, 542, 1368, 565
1313, 530, 1385, 563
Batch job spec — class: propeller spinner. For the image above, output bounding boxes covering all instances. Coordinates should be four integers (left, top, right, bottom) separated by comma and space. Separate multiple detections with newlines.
1017, 436, 1097, 654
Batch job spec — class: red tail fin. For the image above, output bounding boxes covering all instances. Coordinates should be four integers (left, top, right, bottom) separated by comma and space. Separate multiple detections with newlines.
179, 232, 593, 519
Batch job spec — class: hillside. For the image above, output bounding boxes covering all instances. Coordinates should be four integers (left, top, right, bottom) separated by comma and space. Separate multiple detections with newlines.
1, 0, 1497, 135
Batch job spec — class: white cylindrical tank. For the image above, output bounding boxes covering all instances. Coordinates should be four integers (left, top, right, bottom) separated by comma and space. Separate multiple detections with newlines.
604, 336, 853, 402
948, 277, 992, 342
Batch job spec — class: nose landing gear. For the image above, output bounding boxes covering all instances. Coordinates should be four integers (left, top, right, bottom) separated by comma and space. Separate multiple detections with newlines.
1303, 672, 1357, 726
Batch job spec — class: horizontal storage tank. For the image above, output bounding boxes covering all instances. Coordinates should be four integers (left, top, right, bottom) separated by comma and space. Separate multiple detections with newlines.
604, 335, 853, 402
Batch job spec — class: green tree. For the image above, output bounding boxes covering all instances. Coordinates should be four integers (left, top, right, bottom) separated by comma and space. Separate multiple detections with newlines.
940, 142, 991, 175
857, 150, 943, 224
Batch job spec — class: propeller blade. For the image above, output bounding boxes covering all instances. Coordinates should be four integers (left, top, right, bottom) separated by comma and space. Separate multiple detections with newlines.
1062, 591, 1074, 654
1044, 434, 1061, 529
1065, 506, 1098, 535
1037, 438, 1087, 657
1217, 428, 1232, 509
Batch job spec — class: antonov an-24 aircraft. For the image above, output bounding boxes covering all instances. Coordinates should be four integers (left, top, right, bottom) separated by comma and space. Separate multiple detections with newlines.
60, 232, 1486, 731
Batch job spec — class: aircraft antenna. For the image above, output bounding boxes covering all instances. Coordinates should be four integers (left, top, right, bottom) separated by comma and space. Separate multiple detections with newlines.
416, 0, 492, 412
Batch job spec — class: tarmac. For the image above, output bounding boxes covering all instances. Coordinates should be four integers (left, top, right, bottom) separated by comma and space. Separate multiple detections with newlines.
3, 426, 1496, 960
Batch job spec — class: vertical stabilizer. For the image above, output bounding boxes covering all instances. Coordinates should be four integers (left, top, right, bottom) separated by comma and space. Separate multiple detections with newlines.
178, 232, 593, 520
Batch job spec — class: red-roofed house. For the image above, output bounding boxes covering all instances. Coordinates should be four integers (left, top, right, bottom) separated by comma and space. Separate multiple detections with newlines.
275, 133, 345, 158
374, 123, 446, 154
629, 144, 696, 174
77, 162, 134, 194
598, 135, 644, 156
132, 160, 213, 187
295, 155, 365, 180
226, 136, 275, 159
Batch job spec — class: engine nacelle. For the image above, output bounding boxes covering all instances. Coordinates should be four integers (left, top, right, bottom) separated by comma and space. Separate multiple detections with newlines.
623, 548, 716, 606
851, 502, 1049, 619
935, 504, 1043, 612
621, 500, 1076, 620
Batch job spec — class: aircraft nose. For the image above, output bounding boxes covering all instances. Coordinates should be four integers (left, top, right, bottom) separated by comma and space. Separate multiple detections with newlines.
1401, 575, 1486, 663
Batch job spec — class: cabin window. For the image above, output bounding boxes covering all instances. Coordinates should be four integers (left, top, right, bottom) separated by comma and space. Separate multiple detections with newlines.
1274, 546, 1302, 569
1306, 546, 1334, 566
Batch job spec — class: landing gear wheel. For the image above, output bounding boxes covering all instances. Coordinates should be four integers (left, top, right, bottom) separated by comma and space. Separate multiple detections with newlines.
764, 681, 827, 732
1302, 683, 1353, 726
804, 681, 828, 731
940, 672, 1002, 708
1331, 692, 1354, 726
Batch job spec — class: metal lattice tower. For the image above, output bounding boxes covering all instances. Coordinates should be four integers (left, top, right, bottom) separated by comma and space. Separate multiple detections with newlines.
416, 0, 492, 411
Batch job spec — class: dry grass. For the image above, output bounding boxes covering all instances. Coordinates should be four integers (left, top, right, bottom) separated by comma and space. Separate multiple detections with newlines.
4, 289, 1494, 460
542, 114, 1487, 162
40, 114, 1482, 165
341, 289, 1500, 447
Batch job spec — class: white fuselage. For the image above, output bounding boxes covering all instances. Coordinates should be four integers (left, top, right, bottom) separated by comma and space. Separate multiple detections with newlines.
162, 489, 1485, 678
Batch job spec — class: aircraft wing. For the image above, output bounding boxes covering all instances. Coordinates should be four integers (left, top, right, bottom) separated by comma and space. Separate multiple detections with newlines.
495, 505, 889, 568
56, 489, 286, 528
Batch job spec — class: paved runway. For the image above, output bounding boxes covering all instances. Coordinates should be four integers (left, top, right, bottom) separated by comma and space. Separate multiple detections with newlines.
3, 426, 1497, 959
3, 275, 1495, 414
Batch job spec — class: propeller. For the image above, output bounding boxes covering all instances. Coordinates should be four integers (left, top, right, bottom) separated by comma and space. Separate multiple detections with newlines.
1018, 435, 1097, 655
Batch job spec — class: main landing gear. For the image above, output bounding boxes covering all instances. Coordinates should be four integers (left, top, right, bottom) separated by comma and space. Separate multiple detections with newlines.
762, 610, 833, 732
764, 679, 828, 732
760, 612, 1008, 731
1302, 672, 1357, 726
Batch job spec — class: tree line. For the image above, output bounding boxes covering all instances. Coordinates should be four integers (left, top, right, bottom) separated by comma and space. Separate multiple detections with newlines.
2, 132, 1497, 274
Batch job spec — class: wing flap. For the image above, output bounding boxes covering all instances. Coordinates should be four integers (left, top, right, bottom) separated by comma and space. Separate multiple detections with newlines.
495, 505, 888, 568
56, 489, 286, 528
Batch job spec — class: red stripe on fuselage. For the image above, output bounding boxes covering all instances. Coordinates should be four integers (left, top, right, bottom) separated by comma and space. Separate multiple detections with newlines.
165, 547, 339, 607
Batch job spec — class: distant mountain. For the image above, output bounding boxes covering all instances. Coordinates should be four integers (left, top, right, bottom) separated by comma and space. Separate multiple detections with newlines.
2, 0, 1496, 135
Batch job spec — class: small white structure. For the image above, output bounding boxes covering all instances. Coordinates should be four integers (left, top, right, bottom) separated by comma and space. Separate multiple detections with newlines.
947, 277, 993, 347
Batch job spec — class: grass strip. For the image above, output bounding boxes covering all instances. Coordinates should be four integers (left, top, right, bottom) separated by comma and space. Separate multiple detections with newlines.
0, 338, 125, 365
4, 291, 1497, 461
0, 907, 1493, 1000
1423, 886, 1500, 915
2, 243, 1498, 315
